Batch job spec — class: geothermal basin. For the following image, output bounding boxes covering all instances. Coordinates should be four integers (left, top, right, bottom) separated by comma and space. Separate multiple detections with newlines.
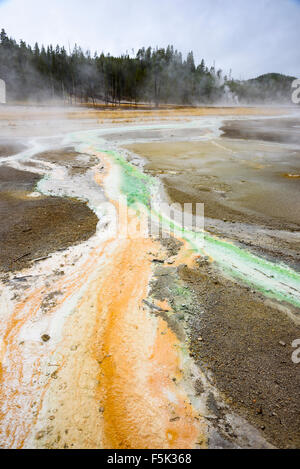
0, 105, 299, 449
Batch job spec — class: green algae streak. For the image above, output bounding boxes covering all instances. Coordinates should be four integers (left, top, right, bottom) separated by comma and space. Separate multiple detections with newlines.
108, 149, 300, 310
107, 150, 155, 208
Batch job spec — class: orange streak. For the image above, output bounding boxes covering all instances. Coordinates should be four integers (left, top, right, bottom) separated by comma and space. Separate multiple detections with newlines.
92, 155, 205, 449
93, 235, 204, 449
0, 152, 206, 449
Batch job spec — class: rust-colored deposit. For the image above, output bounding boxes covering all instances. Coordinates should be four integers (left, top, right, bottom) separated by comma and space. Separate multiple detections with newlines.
94, 236, 203, 449
0, 154, 206, 449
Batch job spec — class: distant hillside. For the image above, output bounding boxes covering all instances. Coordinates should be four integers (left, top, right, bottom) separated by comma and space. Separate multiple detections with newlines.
227, 73, 296, 104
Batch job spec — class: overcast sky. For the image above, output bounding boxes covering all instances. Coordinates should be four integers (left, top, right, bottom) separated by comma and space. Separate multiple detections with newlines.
0, 0, 299, 79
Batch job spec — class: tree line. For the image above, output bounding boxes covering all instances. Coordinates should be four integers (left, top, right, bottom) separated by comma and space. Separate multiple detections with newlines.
0, 28, 295, 106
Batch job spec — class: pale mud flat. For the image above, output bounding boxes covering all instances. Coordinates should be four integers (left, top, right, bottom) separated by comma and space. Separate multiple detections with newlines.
125, 138, 300, 267
0, 105, 299, 449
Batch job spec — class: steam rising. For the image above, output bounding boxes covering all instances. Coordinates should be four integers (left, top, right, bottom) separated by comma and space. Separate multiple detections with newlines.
0, 29, 297, 107
0, 78, 5, 103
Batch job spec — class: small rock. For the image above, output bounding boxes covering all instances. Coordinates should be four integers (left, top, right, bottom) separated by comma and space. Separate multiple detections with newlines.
41, 334, 50, 342
35, 430, 45, 440
279, 341, 286, 347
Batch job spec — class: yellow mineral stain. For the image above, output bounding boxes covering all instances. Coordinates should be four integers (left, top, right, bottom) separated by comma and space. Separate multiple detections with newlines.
174, 239, 198, 268
283, 173, 300, 179
155, 299, 170, 311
